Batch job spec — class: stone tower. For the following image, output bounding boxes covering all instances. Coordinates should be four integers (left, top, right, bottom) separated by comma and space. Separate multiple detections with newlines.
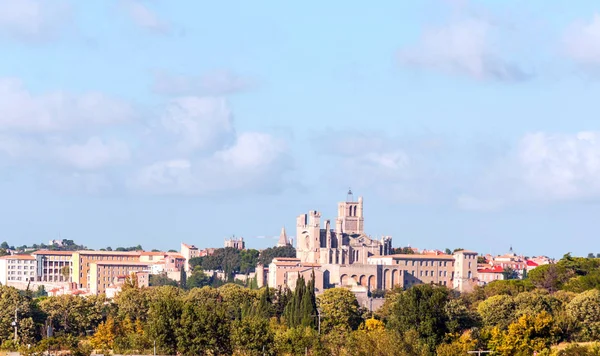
335, 190, 364, 235
296, 210, 321, 263
277, 227, 289, 247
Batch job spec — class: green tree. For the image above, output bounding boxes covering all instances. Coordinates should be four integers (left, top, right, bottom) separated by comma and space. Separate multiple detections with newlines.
527, 264, 571, 293
39, 294, 106, 336
149, 273, 178, 287
179, 269, 187, 289
176, 296, 231, 355
146, 286, 183, 355
230, 316, 274, 356
566, 289, 600, 341
477, 294, 516, 329
318, 287, 362, 333
186, 268, 211, 289
258, 245, 296, 266
387, 284, 450, 351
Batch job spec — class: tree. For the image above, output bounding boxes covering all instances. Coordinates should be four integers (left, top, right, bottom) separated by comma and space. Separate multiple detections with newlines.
186, 268, 211, 289
179, 269, 187, 289
90, 317, 116, 352
39, 294, 106, 336
318, 288, 362, 333
149, 273, 178, 287
230, 316, 274, 355
387, 284, 450, 351
176, 296, 231, 355
588, 253, 596, 259
477, 256, 487, 264
239, 249, 260, 274
0, 241, 8, 249
566, 289, 600, 340
477, 294, 516, 329
527, 264, 571, 293
146, 286, 183, 355
488, 312, 559, 355
502, 267, 519, 280
258, 245, 296, 266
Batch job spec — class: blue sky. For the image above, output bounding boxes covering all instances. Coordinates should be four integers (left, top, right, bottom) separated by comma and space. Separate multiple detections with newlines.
1, 0, 600, 258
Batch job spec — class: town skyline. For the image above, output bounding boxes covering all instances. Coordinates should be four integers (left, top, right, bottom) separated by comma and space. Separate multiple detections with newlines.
2, 1, 600, 258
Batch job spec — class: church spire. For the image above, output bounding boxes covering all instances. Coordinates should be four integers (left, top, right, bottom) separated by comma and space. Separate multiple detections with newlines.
277, 227, 289, 247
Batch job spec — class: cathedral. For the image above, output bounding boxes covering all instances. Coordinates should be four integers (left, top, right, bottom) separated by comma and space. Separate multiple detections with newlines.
257, 191, 478, 298
295, 190, 392, 265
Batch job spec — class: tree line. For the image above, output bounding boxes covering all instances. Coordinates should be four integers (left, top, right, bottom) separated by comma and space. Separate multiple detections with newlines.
3, 253, 600, 354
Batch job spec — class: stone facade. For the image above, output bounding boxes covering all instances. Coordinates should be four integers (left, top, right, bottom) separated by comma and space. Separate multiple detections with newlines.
261, 193, 479, 294
296, 194, 392, 265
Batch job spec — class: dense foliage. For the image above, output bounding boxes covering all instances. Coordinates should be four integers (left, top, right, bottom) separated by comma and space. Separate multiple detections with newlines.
2, 254, 600, 355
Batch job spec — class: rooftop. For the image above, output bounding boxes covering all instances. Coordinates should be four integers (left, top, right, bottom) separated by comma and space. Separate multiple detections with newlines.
0, 254, 36, 260
93, 261, 152, 267
32, 250, 74, 256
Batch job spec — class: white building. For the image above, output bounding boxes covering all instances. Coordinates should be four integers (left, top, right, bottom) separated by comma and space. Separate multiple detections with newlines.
0, 255, 37, 285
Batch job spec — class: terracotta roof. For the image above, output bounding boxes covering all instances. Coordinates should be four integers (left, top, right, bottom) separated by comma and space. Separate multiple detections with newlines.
181, 243, 198, 249
385, 254, 455, 260
526, 260, 539, 267
478, 266, 504, 273
32, 250, 74, 256
140, 251, 166, 256
93, 261, 152, 267
78, 250, 141, 256
165, 253, 185, 259
0, 254, 36, 260
273, 257, 300, 262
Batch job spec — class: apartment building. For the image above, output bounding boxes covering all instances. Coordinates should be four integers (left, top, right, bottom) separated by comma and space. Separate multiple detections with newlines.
0, 255, 37, 285
72, 251, 141, 289
32, 250, 73, 283
89, 261, 151, 295
181, 243, 199, 272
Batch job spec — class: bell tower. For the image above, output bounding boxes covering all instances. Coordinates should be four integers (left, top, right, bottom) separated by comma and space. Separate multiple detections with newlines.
336, 188, 364, 235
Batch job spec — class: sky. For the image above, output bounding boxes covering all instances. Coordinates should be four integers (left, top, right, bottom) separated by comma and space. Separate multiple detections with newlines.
1, 0, 600, 258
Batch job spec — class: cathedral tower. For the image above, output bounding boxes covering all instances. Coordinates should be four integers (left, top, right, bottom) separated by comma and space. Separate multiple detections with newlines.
335, 189, 364, 235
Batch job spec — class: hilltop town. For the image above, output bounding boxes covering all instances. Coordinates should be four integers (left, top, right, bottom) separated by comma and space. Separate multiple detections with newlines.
0, 193, 555, 307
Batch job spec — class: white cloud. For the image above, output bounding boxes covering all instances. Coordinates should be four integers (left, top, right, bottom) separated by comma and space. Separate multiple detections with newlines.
133, 132, 290, 195
0, 135, 131, 171
152, 70, 252, 96
564, 15, 600, 66
0, 78, 135, 132
160, 96, 235, 153
0, 0, 72, 41
53, 137, 131, 170
399, 19, 529, 81
314, 132, 441, 203
459, 131, 600, 210
119, 0, 169, 34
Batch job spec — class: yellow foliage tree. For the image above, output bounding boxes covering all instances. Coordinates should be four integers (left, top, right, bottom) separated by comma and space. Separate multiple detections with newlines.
489, 312, 559, 355
90, 317, 116, 352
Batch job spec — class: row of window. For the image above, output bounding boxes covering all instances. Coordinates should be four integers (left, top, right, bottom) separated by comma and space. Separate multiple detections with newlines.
7, 265, 35, 269
7, 259, 35, 264
400, 260, 454, 267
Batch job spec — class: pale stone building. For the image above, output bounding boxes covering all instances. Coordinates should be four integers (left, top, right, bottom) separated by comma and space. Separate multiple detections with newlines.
225, 236, 245, 250
181, 243, 199, 272
0, 255, 37, 285
261, 192, 478, 294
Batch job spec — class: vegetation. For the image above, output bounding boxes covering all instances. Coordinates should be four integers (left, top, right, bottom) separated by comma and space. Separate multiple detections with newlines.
3, 254, 600, 355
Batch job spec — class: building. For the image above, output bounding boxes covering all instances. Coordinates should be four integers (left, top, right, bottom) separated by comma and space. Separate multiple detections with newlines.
181, 243, 199, 272
225, 236, 245, 250
89, 261, 151, 295
477, 265, 505, 285
0, 255, 37, 285
261, 192, 479, 294
277, 227, 291, 247
71, 251, 141, 289
32, 250, 73, 283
